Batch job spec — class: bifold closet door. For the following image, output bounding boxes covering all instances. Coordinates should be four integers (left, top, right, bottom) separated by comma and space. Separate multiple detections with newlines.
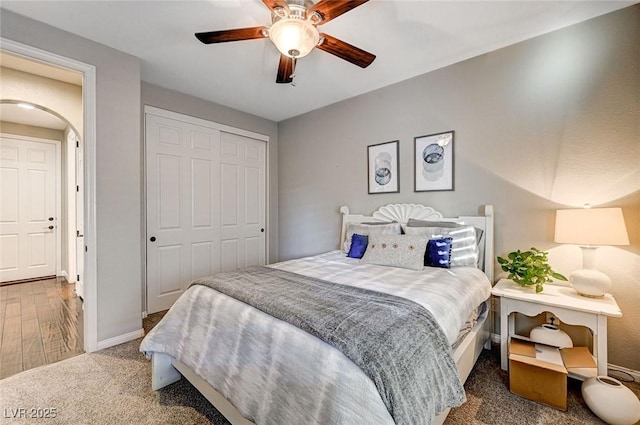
146, 112, 266, 314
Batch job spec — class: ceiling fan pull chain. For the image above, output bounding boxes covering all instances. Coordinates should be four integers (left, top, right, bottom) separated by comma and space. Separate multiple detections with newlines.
290, 57, 297, 86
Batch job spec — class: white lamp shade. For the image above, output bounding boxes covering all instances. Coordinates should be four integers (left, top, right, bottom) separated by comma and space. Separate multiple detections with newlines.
269, 18, 319, 58
554, 208, 629, 246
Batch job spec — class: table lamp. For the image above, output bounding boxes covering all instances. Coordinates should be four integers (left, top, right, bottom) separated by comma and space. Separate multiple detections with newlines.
554, 207, 629, 298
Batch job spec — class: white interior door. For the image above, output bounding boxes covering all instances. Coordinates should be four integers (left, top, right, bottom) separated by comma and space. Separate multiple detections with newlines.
75, 134, 84, 299
219, 131, 266, 272
145, 111, 267, 314
0, 136, 57, 282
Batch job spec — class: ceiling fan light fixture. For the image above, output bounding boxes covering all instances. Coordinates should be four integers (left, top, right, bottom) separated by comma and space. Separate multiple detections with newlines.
269, 17, 319, 58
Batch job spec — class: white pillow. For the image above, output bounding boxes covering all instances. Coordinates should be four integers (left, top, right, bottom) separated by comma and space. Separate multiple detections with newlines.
360, 234, 427, 271
404, 225, 479, 267
343, 222, 401, 253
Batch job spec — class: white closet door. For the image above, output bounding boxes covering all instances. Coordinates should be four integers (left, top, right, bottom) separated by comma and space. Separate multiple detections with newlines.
219, 131, 266, 272
0, 136, 57, 282
146, 114, 222, 313
146, 112, 267, 313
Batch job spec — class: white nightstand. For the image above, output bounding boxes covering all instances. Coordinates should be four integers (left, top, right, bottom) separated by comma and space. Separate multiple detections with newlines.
491, 279, 622, 378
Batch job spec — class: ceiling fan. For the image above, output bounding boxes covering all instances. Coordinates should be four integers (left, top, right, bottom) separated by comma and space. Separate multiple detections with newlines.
195, 0, 376, 84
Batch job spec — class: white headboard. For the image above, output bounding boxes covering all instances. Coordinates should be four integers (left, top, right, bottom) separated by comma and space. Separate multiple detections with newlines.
339, 204, 494, 283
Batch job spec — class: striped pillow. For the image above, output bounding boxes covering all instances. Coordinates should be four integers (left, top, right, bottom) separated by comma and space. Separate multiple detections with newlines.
404, 226, 479, 267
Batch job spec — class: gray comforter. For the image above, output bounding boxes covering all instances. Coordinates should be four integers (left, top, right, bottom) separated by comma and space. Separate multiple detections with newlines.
188, 266, 464, 424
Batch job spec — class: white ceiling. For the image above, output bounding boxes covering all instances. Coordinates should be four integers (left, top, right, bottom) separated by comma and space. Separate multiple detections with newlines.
1, 1, 634, 122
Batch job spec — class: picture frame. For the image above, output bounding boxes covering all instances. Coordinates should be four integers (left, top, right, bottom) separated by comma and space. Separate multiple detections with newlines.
367, 140, 399, 194
414, 131, 454, 192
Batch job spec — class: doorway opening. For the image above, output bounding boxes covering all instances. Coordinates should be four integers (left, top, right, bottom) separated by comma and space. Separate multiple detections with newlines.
0, 77, 85, 377
1, 38, 98, 355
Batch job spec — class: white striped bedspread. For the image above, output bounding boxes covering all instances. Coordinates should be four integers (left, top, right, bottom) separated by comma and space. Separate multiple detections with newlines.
140, 250, 491, 425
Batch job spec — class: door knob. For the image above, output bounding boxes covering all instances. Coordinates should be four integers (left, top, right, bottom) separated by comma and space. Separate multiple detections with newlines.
150, 236, 156, 242
48, 225, 54, 230
48, 217, 54, 221
261, 228, 264, 233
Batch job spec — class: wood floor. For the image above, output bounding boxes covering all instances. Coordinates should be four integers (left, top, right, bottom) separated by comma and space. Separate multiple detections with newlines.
0, 277, 83, 379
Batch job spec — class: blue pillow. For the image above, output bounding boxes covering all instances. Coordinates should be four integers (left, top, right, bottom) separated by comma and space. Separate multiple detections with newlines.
347, 234, 369, 259
425, 237, 452, 268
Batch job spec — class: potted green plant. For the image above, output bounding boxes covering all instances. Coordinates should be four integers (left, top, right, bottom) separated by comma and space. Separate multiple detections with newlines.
497, 247, 567, 293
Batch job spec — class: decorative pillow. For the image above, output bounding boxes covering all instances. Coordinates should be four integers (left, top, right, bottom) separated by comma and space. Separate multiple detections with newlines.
406, 218, 484, 244
343, 222, 401, 253
404, 226, 479, 267
425, 237, 452, 268
347, 234, 369, 259
360, 234, 427, 271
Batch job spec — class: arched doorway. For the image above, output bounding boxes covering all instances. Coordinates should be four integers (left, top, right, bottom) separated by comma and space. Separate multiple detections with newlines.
1, 100, 83, 289
0, 101, 85, 376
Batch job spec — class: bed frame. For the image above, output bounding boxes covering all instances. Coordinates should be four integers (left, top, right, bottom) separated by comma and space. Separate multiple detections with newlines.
151, 204, 495, 425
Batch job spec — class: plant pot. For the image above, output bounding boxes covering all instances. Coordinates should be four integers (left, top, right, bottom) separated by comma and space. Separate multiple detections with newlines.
582, 376, 640, 425
509, 281, 543, 293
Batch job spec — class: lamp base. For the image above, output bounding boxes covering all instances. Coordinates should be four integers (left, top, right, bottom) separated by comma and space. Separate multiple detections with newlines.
570, 268, 611, 298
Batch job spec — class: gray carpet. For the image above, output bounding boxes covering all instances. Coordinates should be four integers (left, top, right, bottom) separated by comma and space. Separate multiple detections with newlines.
0, 339, 638, 424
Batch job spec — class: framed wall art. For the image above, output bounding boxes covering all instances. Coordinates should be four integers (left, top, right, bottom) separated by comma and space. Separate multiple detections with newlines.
414, 131, 454, 192
367, 140, 399, 194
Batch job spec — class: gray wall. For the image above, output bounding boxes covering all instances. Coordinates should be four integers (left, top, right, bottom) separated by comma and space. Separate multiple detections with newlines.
278, 6, 640, 370
1, 10, 143, 342
141, 82, 279, 264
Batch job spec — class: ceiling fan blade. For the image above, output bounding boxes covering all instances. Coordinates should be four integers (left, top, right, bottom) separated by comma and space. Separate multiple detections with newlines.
276, 55, 295, 84
195, 27, 268, 44
317, 33, 375, 68
262, 0, 290, 14
308, 0, 369, 24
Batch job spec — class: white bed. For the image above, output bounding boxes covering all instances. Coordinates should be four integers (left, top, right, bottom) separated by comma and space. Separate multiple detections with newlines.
142, 204, 495, 425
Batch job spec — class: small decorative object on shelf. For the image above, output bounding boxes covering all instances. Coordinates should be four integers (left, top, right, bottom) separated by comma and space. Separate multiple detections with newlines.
529, 318, 573, 348
582, 376, 640, 425
497, 247, 567, 293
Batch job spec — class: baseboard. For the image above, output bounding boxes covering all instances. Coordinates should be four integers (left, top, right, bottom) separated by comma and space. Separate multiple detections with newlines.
491, 332, 501, 344
142, 311, 148, 319
96, 328, 144, 351
59, 270, 68, 279
608, 363, 640, 383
